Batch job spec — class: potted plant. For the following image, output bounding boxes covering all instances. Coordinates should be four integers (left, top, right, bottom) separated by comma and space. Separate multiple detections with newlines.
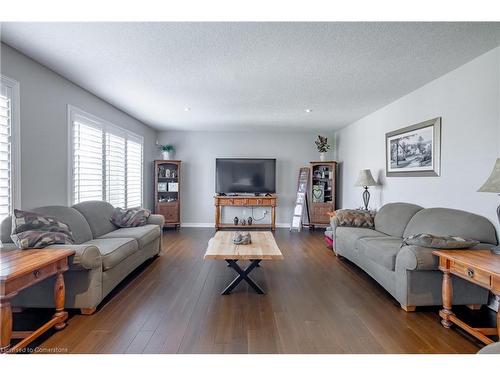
159, 144, 175, 160
315, 135, 330, 161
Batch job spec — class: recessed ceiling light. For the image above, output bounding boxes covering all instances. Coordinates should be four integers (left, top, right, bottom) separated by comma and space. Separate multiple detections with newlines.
184, 107, 191, 112
305, 109, 313, 113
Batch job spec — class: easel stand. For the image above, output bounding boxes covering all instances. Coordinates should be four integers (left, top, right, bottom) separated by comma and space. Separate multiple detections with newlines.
290, 167, 311, 232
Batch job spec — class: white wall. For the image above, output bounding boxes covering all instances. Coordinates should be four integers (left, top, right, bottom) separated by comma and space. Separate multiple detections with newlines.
0, 43, 158, 210
157, 131, 333, 226
335, 46, 500, 231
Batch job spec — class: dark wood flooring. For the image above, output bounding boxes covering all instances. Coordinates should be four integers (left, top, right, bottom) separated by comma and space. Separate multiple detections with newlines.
24, 228, 495, 353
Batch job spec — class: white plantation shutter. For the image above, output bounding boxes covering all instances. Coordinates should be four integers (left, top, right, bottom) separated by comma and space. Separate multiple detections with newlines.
0, 77, 19, 222
70, 106, 143, 208
106, 131, 126, 207
73, 117, 104, 203
126, 137, 143, 208
0, 86, 12, 221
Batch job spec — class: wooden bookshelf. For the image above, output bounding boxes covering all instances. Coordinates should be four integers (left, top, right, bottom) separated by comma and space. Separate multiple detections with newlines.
309, 161, 337, 229
154, 160, 181, 229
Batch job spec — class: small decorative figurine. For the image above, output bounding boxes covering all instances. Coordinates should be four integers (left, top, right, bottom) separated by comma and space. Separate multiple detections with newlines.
241, 218, 246, 226
232, 232, 252, 245
247, 217, 253, 225
165, 169, 171, 178
233, 216, 239, 225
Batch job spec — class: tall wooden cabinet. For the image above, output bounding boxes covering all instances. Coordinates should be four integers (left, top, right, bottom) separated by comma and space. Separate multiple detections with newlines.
154, 160, 181, 229
309, 161, 337, 229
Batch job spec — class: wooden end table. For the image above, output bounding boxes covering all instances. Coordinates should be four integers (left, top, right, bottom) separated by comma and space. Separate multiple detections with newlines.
204, 231, 283, 294
0, 248, 75, 353
433, 249, 500, 345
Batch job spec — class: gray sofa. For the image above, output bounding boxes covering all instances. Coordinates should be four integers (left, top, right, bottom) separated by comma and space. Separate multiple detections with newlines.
331, 202, 497, 311
0, 201, 164, 314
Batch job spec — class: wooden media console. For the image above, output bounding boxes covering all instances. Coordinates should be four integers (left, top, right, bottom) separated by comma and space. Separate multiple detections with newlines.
214, 195, 277, 231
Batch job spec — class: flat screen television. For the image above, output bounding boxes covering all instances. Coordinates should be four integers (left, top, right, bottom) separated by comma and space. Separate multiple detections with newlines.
216, 158, 276, 194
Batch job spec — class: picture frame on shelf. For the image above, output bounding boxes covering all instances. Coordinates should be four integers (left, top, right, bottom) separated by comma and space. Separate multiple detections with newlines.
168, 182, 179, 192
312, 184, 325, 203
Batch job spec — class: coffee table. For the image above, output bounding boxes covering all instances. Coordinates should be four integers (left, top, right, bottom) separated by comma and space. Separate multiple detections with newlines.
204, 231, 283, 295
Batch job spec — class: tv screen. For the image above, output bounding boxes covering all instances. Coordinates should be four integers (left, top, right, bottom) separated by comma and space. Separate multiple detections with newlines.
216, 158, 276, 194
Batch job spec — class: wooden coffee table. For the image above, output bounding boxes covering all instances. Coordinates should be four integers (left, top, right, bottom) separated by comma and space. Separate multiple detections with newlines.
204, 231, 283, 295
0, 248, 75, 353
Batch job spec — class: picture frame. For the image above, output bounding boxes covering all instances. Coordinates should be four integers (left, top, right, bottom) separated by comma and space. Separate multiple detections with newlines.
168, 182, 179, 192
385, 117, 441, 177
312, 184, 325, 203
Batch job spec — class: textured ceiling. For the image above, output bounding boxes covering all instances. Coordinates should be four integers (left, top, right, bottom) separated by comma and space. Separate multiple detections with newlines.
1, 22, 500, 131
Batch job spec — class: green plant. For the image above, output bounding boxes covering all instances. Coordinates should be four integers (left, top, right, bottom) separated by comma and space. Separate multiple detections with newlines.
315, 135, 330, 153
159, 144, 175, 152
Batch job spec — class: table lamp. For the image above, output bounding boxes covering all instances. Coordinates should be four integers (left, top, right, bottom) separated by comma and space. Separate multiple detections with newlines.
478, 158, 500, 254
354, 169, 377, 211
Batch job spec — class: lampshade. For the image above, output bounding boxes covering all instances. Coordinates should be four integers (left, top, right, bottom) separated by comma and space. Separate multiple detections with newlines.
478, 158, 500, 193
354, 169, 377, 187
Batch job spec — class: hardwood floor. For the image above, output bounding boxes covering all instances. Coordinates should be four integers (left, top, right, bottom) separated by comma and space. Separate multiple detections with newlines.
28, 228, 493, 353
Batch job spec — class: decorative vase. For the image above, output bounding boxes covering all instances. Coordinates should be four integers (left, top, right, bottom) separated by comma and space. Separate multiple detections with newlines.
247, 217, 253, 226
162, 151, 170, 160
233, 217, 239, 225
319, 152, 326, 162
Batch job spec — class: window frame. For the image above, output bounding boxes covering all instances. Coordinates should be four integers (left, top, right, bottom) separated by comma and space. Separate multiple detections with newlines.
0, 75, 21, 215
67, 105, 144, 208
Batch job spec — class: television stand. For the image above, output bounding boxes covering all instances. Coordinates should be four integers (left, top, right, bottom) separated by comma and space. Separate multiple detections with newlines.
214, 194, 277, 231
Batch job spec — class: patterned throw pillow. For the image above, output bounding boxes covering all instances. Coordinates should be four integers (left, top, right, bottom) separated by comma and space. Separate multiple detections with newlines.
402, 233, 479, 249
10, 209, 75, 249
110, 207, 151, 228
333, 209, 375, 228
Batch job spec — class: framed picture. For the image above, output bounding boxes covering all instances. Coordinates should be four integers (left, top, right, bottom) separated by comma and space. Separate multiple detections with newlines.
168, 182, 179, 192
158, 182, 168, 192
385, 117, 441, 177
312, 184, 325, 203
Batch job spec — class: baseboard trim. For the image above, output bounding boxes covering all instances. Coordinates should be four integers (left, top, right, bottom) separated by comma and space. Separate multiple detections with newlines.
180, 223, 213, 227
180, 222, 291, 228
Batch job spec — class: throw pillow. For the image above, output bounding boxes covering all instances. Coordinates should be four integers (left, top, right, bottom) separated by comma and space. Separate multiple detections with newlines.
10, 209, 75, 249
110, 207, 151, 228
333, 209, 375, 228
402, 233, 480, 249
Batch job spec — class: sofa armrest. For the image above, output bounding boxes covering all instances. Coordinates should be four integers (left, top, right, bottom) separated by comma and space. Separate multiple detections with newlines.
148, 214, 165, 228
329, 214, 338, 244
396, 245, 439, 271
50, 244, 102, 270
396, 243, 495, 272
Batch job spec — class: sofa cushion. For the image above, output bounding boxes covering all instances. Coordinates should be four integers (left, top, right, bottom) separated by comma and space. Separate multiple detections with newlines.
86, 238, 138, 271
335, 227, 386, 252
356, 236, 403, 271
334, 209, 375, 228
99, 224, 161, 247
374, 202, 423, 238
10, 209, 75, 249
403, 233, 479, 249
73, 201, 117, 238
111, 207, 151, 228
403, 207, 498, 245
1, 206, 93, 245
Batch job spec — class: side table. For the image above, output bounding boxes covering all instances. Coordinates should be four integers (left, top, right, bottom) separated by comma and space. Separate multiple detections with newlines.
0, 248, 75, 353
433, 249, 500, 345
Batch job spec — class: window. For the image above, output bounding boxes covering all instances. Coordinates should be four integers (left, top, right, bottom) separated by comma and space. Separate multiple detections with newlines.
69, 106, 144, 208
0, 76, 20, 222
